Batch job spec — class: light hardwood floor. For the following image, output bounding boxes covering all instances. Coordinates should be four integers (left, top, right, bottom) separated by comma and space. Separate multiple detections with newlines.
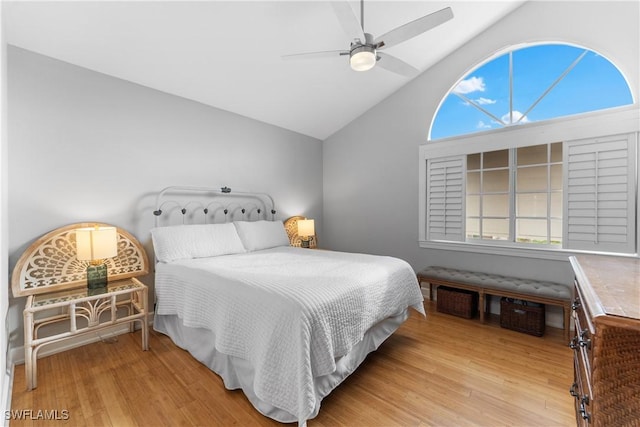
10, 300, 575, 426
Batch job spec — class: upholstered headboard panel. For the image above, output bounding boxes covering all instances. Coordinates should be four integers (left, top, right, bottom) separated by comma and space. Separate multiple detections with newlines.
11, 222, 149, 297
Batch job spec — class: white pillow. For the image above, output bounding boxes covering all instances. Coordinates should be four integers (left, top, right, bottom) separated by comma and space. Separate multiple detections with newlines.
233, 220, 290, 251
150, 223, 245, 262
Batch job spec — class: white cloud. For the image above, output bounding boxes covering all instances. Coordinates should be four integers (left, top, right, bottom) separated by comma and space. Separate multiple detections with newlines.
453, 76, 485, 94
502, 110, 530, 124
477, 120, 492, 129
475, 97, 496, 105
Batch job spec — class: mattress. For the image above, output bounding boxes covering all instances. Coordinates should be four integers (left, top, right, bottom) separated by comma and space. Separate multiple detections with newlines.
153, 246, 424, 423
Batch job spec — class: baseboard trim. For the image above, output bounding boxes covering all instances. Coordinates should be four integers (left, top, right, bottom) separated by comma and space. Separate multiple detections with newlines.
10, 311, 154, 366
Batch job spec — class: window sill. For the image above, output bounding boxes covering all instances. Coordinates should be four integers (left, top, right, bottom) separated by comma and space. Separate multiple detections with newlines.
418, 240, 637, 261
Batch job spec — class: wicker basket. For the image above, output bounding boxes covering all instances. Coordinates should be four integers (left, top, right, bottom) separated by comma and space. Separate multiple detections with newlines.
437, 286, 478, 319
500, 298, 545, 336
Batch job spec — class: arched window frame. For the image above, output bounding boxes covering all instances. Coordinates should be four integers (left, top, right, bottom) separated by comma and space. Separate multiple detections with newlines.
428, 42, 635, 142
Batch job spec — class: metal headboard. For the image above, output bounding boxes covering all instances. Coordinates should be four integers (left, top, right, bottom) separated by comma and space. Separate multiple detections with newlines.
153, 186, 277, 226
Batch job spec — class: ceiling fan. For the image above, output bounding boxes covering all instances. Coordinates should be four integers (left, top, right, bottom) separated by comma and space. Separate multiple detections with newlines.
282, 1, 454, 77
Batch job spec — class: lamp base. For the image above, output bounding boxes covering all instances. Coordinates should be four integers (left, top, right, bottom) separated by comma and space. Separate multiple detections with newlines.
88, 286, 107, 296
301, 239, 310, 248
86, 263, 108, 290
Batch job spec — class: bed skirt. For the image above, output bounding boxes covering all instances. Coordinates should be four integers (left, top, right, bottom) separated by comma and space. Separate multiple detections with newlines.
154, 308, 410, 424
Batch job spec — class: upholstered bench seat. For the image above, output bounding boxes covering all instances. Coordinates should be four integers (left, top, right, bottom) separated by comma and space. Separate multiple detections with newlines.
419, 266, 571, 300
417, 266, 572, 340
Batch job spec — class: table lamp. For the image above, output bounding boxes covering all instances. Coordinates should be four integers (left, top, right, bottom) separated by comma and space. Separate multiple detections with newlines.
75, 225, 118, 290
297, 219, 315, 248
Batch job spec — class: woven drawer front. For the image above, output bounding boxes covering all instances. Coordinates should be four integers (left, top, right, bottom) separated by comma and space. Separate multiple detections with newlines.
500, 298, 545, 336
437, 286, 478, 319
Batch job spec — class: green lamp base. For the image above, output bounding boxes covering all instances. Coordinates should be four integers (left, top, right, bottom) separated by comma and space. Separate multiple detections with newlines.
86, 263, 108, 290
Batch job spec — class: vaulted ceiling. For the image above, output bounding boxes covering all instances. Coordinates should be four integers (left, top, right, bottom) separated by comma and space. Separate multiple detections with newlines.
5, 1, 526, 139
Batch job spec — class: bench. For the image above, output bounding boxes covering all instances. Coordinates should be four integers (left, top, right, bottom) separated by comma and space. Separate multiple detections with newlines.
417, 266, 572, 341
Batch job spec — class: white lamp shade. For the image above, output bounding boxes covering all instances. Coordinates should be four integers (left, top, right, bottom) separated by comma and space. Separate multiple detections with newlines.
75, 226, 118, 261
297, 219, 315, 237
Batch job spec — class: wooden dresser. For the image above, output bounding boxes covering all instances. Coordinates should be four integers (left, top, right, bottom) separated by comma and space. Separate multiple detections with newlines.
569, 255, 640, 426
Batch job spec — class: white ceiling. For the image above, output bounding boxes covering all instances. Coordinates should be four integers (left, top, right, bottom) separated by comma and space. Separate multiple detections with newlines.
5, 1, 526, 140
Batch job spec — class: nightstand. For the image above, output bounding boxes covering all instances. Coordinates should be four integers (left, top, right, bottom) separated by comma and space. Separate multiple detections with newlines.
284, 215, 317, 248
11, 222, 151, 391
23, 277, 148, 390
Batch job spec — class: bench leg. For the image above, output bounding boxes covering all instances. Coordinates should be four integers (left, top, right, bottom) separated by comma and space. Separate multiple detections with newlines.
416, 276, 431, 300
479, 292, 485, 322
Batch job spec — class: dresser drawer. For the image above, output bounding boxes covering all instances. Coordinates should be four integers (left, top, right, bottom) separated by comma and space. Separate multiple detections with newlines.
572, 350, 592, 425
572, 287, 594, 372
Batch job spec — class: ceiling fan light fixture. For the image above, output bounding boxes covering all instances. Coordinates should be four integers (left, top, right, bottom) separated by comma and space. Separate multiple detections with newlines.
350, 45, 376, 71
285, 3, 453, 77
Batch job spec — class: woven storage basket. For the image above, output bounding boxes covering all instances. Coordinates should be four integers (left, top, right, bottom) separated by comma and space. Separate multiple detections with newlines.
500, 298, 545, 336
437, 286, 478, 319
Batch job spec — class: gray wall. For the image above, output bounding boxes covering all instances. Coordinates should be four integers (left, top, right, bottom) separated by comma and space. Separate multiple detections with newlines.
1, 2, 10, 411
323, 2, 639, 281
7, 46, 323, 348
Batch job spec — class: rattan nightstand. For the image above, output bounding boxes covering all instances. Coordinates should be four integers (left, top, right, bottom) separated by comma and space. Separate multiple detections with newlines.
11, 222, 151, 391
23, 277, 148, 390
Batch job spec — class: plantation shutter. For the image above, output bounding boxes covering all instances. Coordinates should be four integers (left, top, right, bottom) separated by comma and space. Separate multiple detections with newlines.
564, 133, 637, 253
426, 156, 465, 242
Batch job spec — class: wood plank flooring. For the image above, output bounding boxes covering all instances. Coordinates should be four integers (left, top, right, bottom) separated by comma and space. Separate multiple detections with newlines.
10, 300, 575, 426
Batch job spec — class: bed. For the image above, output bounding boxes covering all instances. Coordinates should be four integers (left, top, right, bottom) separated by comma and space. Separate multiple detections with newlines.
151, 186, 425, 425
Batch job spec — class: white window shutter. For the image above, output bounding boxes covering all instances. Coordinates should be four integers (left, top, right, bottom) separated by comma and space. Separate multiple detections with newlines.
564, 133, 637, 254
426, 156, 465, 242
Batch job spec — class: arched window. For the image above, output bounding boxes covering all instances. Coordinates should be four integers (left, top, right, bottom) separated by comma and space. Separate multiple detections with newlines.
430, 44, 634, 140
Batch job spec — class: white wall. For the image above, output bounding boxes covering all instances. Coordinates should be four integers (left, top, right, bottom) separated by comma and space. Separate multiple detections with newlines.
323, 2, 639, 281
7, 46, 323, 350
1, 1, 11, 420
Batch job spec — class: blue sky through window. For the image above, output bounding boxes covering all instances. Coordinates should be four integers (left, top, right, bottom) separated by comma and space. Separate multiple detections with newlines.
430, 44, 634, 140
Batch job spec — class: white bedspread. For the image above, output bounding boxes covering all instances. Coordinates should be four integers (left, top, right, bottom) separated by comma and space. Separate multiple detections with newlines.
154, 246, 424, 423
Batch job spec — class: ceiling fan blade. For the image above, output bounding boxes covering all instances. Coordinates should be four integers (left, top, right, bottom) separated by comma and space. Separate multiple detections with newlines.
376, 52, 419, 77
330, 1, 365, 43
374, 7, 453, 50
282, 50, 349, 60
